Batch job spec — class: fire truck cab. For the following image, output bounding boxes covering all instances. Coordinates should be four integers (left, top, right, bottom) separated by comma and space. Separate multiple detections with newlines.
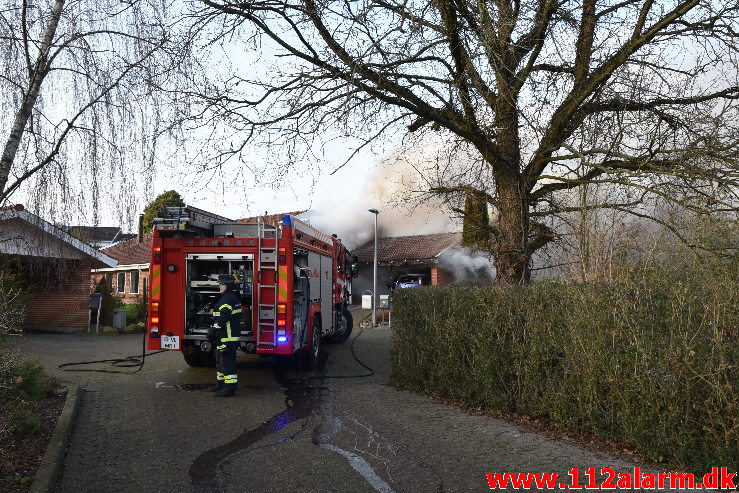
147, 206, 357, 369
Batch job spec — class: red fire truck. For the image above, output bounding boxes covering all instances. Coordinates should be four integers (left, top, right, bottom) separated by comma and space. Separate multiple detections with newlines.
146, 206, 357, 369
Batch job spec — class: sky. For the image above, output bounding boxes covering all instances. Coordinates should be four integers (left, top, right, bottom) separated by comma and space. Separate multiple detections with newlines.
8, 0, 731, 253
2, 2, 462, 250
146, 138, 460, 250
3, 102, 461, 249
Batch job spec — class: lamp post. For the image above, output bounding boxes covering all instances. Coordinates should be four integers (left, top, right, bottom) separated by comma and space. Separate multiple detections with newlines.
368, 208, 379, 325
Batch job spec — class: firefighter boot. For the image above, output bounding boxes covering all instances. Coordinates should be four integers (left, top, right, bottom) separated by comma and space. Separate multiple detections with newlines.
208, 382, 224, 392
213, 387, 235, 398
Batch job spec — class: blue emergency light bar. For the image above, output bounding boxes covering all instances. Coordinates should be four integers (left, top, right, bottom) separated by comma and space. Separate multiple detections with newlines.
277, 336, 288, 342
282, 214, 293, 227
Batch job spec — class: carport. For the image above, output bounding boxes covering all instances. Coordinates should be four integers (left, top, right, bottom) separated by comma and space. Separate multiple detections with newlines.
350, 232, 460, 304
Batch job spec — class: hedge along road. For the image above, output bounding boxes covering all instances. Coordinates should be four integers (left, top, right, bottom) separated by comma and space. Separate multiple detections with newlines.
18, 328, 664, 493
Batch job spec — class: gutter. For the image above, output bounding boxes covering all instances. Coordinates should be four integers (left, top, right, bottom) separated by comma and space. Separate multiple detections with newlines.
91, 263, 150, 273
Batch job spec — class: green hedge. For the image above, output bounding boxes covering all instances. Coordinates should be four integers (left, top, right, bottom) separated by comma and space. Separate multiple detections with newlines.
391, 262, 738, 473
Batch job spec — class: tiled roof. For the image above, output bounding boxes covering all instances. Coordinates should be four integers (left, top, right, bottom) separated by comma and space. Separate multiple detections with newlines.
67, 226, 123, 243
353, 232, 461, 263
101, 233, 153, 265
0, 206, 117, 267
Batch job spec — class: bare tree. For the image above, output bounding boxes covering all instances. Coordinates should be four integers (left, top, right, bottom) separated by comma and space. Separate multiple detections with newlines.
0, 0, 189, 225
188, 0, 739, 284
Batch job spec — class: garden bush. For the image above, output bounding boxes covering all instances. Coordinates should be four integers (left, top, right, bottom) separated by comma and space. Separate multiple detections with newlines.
0, 353, 53, 438
391, 258, 738, 474
0, 265, 54, 439
0, 268, 28, 336
123, 303, 147, 323
93, 277, 123, 324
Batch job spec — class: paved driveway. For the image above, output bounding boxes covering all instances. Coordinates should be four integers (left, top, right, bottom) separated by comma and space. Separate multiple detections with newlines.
18, 329, 663, 492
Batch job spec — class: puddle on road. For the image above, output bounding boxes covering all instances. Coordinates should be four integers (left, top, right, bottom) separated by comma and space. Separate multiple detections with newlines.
177, 383, 213, 391
187, 352, 443, 493
188, 359, 329, 492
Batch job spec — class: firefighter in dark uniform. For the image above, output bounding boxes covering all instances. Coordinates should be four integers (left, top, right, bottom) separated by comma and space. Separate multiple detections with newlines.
208, 274, 242, 397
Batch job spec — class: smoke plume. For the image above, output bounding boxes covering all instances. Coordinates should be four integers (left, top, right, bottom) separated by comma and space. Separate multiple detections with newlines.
307, 153, 460, 249
438, 246, 496, 283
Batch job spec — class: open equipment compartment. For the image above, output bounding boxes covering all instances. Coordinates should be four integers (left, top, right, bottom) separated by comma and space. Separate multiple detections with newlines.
184, 253, 254, 339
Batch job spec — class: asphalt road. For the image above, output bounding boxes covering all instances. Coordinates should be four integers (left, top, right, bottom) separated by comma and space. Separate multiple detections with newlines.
17, 328, 662, 493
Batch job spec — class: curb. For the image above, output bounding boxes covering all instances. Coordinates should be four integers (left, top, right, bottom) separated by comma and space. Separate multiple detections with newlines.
30, 384, 83, 493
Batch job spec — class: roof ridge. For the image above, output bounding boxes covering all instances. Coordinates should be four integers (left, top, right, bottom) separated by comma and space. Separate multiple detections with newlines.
381, 231, 460, 240
101, 231, 154, 250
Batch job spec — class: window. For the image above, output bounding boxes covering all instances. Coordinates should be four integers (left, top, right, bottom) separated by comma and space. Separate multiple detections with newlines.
117, 272, 125, 294
130, 271, 139, 294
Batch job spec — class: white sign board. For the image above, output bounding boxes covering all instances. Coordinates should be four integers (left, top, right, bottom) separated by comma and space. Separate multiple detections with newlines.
362, 294, 372, 309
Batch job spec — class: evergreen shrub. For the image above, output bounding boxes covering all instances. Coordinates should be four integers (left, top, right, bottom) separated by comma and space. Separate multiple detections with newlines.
391, 259, 738, 473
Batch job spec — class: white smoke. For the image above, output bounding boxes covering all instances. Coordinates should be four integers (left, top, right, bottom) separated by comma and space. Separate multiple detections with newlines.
307, 150, 460, 249
438, 246, 496, 283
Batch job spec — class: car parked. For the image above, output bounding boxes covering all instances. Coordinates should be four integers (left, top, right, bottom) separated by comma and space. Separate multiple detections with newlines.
393, 274, 428, 289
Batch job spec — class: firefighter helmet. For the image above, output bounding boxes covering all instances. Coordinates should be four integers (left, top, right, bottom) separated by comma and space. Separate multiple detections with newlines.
218, 274, 237, 290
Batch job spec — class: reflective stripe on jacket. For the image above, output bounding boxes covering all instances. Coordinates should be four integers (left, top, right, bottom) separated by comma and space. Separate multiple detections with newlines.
212, 290, 242, 342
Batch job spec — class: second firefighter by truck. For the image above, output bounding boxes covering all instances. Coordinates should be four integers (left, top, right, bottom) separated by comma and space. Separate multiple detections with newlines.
208, 275, 241, 397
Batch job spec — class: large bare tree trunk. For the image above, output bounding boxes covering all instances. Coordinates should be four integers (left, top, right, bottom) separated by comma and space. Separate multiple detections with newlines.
0, 0, 65, 200
496, 172, 530, 285
493, 98, 530, 285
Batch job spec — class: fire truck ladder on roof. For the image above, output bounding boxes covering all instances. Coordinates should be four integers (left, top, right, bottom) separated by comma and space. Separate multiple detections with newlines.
153, 206, 233, 235
256, 218, 279, 346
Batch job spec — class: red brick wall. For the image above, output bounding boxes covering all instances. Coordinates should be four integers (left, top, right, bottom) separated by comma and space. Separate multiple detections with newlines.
24, 259, 92, 330
91, 269, 149, 304
116, 269, 148, 303
431, 266, 454, 286
90, 272, 105, 289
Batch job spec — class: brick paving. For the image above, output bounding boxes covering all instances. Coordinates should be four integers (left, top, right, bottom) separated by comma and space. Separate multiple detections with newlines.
17, 330, 663, 492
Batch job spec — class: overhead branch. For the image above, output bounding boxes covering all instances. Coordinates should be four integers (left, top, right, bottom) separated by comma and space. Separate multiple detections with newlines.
580, 87, 739, 114
430, 185, 498, 207
531, 168, 605, 201
523, 0, 703, 189
573, 0, 597, 85
436, 0, 477, 129
1, 39, 164, 203
530, 199, 645, 217
0, 0, 65, 197
330, 114, 408, 175
528, 220, 556, 253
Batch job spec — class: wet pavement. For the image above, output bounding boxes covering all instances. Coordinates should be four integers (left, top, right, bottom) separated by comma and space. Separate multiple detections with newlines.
17, 327, 662, 492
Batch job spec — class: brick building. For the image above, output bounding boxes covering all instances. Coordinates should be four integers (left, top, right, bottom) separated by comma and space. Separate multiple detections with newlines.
0, 205, 117, 331
91, 233, 153, 304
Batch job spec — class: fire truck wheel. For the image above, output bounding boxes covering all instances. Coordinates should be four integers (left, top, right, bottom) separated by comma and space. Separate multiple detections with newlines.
303, 315, 321, 371
182, 341, 215, 367
329, 309, 353, 343
200, 349, 216, 367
